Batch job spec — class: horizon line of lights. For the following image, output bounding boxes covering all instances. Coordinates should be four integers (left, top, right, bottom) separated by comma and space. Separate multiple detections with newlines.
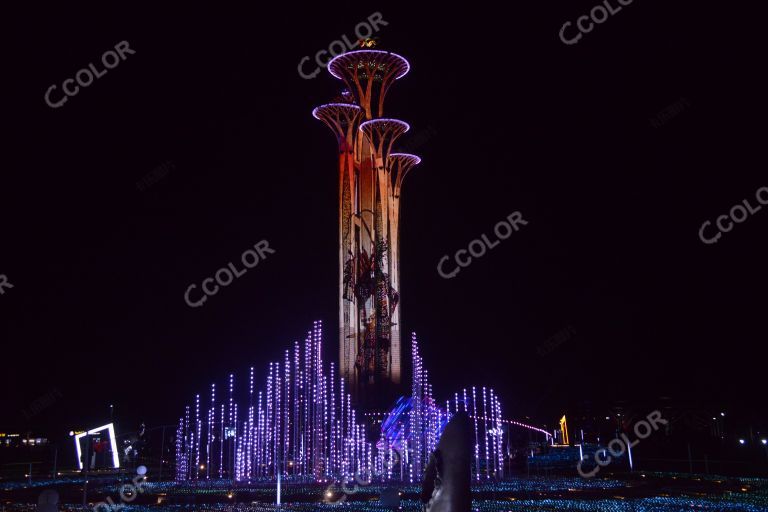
362, 411, 551, 439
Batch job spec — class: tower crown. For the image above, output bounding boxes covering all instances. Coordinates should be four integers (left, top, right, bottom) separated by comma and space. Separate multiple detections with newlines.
313, 103, 363, 149
328, 50, 410, 119
359, 119, 410, 163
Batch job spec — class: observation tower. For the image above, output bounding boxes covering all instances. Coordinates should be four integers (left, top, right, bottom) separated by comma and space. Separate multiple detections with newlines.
313, 44, 420, 406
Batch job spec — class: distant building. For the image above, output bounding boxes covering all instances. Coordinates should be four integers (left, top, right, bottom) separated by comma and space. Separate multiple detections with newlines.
0, 432, 49, 448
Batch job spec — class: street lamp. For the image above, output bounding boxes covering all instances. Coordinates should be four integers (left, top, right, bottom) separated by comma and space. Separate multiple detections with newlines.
738, 439, 746, 445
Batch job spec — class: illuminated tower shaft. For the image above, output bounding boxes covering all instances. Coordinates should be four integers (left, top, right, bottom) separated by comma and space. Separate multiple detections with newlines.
314, 48, 420, 405
386, 152, 421, 375
313, 103, 363, 401
359, 118, 410, 394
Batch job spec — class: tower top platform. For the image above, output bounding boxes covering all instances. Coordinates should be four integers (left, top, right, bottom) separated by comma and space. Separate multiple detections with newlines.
328, 50, 410, 119
328, 50, 410, 82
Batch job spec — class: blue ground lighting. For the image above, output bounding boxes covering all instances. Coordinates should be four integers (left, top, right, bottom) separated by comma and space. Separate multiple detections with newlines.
2, 474, 767, 511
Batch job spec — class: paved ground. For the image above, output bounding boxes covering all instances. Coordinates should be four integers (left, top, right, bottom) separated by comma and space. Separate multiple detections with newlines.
2, 473, 767, 511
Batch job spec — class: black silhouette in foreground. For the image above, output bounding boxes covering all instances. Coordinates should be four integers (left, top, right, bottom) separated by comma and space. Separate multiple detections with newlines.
421, 410, 472, 512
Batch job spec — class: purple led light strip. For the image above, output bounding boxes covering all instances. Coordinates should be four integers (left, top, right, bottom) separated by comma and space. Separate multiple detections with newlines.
327, 49, 411, 81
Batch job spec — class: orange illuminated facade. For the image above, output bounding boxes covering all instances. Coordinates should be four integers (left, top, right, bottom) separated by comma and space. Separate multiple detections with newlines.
313, 46, 420, 405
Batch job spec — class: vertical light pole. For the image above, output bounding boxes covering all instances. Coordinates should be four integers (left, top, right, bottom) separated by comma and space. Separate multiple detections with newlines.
82, 433, 90, 506
52, 445, 57, 479
159, 426, 166, 480
275, 411, 281, 508
687, 443, 693, 474
143, 424, 176, 480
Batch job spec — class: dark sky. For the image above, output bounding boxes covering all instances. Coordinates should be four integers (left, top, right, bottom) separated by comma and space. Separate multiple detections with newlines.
2, 1, 766, 442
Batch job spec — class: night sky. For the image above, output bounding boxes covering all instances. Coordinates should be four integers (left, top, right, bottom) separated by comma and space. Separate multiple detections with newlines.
2, 1, 766, 441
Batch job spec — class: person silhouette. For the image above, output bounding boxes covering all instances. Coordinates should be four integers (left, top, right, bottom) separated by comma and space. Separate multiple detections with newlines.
421, 410, 472, 512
